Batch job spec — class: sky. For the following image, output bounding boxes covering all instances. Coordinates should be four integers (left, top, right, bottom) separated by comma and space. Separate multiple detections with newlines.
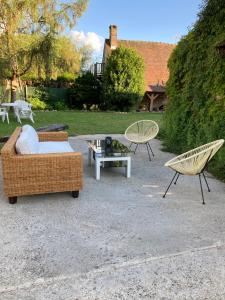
70, 0, 203, 61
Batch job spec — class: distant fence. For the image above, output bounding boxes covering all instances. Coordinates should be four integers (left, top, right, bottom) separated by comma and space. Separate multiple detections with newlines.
0, 86, 69, 103
27, 87, 69, 102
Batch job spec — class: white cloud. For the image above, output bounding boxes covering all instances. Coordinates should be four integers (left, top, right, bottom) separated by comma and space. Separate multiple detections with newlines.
70, 30, 104, 53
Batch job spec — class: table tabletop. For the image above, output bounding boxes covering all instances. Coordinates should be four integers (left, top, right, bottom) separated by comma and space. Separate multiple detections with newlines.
1, 102, 18, 107
88, 138, 132, 157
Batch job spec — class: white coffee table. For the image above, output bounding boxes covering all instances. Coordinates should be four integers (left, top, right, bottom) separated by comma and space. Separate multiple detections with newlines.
88, 139, 131, 180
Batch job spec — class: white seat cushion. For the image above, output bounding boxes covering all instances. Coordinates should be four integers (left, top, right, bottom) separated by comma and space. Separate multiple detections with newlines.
16, 131, 39, 154
16, 125, 73, 155
38, 141, 74, 154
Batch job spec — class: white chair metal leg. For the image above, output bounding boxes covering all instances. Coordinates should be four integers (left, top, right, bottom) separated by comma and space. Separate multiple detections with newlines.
6, 112, 9, 124
126, 157, 131, 178
16, 114, 22, 124
95, 158, 101, 180
30, 113, 34, 123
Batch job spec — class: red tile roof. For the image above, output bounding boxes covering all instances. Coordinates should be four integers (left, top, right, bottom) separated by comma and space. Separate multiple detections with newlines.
104, 39, 176, 91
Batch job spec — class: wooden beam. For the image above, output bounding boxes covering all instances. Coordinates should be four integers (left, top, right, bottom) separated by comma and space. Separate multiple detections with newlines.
146, 93, 159, 111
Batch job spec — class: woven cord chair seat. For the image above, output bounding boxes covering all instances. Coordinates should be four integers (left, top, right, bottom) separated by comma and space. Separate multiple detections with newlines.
125, 120, 159, 144
163, 139, 224, 204
165, 139, 224, 175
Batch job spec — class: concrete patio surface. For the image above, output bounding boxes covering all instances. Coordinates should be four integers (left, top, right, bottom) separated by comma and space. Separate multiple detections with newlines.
0, 135, 225, 300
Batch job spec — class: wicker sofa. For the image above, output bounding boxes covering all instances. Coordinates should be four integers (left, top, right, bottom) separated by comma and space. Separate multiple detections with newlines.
1, 127, 83, 204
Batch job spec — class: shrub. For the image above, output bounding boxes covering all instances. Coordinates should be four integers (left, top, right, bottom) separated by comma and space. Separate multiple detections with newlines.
28, 87, 69, 110
57, 72, 77, 82
54, 100, 68, 110
27, 97, 47, 110
163, 0, 225, 180
101, 46, 145, 111
68, 72, 101, 110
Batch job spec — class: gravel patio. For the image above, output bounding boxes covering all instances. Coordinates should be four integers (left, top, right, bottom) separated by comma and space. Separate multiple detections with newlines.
0, 135, 225, 300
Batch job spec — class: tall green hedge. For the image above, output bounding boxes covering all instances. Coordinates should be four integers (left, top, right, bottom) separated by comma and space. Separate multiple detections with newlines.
163, 0, 225, 180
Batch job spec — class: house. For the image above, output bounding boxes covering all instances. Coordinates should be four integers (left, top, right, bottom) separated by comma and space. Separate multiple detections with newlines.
101, 25, 176, 111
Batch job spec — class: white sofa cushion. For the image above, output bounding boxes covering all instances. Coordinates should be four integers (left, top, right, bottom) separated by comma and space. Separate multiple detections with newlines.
16, 125, 73, 155
16, 130, 39, 154
38, 141, 74, 154
22, 125, 39, 143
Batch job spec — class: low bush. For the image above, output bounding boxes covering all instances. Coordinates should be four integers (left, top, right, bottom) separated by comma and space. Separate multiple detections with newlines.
27, 87, 69, 110
54, 101, 68, 111
27, 97, 47, 110
57, 72, 77, 82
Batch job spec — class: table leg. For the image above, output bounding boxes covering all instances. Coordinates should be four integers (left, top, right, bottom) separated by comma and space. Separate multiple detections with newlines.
95, 158, 101, 180
126, 157, 131, 178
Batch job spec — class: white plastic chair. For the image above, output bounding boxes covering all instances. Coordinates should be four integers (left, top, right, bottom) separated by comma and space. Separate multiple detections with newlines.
163, 139, 224, 204
0, 107, 9, 123
125, 120, 159, 161
14, 100, 34, 123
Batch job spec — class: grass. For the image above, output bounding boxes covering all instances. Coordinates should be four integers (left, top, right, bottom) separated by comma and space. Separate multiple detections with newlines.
1, 110, 224, 182
0, 111, 163, 137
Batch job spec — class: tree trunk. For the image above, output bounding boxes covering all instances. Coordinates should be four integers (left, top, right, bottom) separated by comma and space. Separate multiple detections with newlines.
11, 88, 17, 102
10, 74, 19, 102
45, 59, 52, 81
24, 85, 28, 100
37, 64, 42, 79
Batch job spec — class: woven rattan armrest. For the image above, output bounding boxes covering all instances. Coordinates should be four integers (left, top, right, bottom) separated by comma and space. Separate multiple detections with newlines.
38, 131, 68, 142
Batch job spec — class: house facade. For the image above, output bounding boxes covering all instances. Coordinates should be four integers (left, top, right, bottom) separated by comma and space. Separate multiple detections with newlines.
102, 25, 176, 111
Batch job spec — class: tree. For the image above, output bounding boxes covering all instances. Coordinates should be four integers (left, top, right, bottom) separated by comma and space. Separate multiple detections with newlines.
21, 35, 82, 80
0, 0, 88, 100
54, 36, 81, 76
80, 45, 94, 72
101, 46, 145, 111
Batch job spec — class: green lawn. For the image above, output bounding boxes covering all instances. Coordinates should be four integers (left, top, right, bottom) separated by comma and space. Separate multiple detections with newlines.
0, 111, 163, 136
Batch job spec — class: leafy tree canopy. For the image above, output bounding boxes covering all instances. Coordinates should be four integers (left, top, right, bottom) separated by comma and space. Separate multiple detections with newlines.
20, 35, 82, 81
0, 0, 88, 83
101, 46, 145, 111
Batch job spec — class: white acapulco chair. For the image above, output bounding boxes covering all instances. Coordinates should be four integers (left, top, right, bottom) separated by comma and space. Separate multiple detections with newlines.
163, 139, 224, 204
14, 100, 34, 124
125, 120, 159, 161
0, 107, 9, 123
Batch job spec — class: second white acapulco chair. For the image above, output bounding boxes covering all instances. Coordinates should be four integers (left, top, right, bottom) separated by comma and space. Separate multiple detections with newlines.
125, 120, 159, 161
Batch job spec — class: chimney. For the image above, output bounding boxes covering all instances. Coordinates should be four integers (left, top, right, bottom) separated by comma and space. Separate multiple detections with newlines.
109, 25, 118, 50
